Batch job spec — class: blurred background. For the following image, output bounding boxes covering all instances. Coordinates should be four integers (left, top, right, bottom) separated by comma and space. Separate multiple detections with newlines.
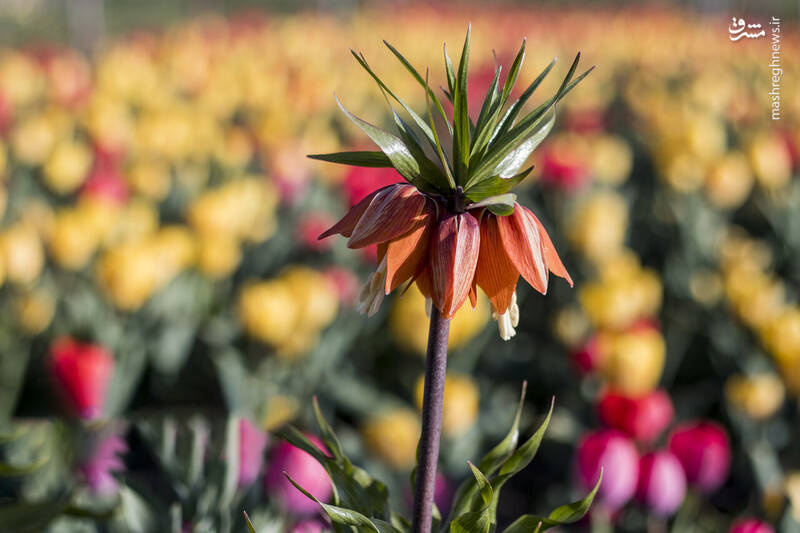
0, 1, 797, 532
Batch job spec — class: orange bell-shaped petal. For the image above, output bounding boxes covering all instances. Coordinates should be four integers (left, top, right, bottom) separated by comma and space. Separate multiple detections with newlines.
348, 184, 428, 249
496, 203, 548, 294
475, 212, 520, 314
431, 212, 480, 318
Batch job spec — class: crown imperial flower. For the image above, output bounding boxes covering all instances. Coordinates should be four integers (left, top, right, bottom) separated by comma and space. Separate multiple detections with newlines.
315, 27, 591, 338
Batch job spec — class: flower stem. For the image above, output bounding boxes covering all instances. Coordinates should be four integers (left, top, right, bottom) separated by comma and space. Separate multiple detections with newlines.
411, 306, 451, 533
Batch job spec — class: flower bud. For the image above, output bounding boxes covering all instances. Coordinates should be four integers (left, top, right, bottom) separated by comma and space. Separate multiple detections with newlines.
238, 418, 268, 488
636, 451, 686, 517
730, 519, 774, 533
597, 388, 674, 444
264, 436, 332, 516
50, 337, 114, 420
668, 421, 731, 493
576, 430, 639, 510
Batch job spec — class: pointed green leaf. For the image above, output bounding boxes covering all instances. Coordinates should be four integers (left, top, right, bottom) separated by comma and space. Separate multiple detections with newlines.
276, 425, 330, 465
500, 39, 526, 106
335, 95, 420, 183
498, 398, 553, 477
467, 462, 493, 511
444, 44, 456, 97
479, 382, 527, 474
501, 471, 602, 532
469, 193, 516, 217
285, 474, 401, 533
383, 40, 452, 136
452, 24, 471, 184
243, 511, 258, 533
489, 57, 556, 147
464, 166, 533, 203
308, 151, 393, 168
450, 383, 527, 522
425, 69, 455, 189
312, 397, 347, 466
351, 51, 440, 152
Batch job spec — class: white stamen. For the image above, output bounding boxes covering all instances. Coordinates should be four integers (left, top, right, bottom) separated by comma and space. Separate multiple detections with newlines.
425, 297, 433, 318
492, 291, 519, 341
356, 255, 387, 317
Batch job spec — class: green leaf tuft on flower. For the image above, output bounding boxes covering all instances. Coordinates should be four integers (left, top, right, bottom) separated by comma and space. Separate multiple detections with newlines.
312, 26, 593, 213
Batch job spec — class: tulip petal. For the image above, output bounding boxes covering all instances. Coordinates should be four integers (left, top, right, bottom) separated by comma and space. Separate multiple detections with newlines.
319, 186, 386, 239
385, 211, 433, 293
348, 184, 427, 248
497, 203, 548, 294
431, 212, 480, 318
475, 213, 520, 313
527, 210, 573, 286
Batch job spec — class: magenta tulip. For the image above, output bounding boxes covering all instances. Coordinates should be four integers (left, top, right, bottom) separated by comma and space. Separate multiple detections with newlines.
668, 421, 731, 493
598, 389, 674, 444
730, 519, 774, 533
636, 451, 686, 516
265, 436, 332, 515
238, 418, 268, 487
577, 429, 639, 510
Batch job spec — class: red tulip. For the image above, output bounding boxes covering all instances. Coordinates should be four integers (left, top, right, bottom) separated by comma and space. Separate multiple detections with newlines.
540, 143, 590, 191
597, 388, 674, 444
50, 337, 114, 420
81, 159, 128, 205
668, 421, 731, 493
265, 436, 332, 515
342, 166, 402, 208
577, 429, 639, 510
636, 451, 686, 517
321, 267, 360, 307
730, 519, 774, 533
238, 418, 268, 488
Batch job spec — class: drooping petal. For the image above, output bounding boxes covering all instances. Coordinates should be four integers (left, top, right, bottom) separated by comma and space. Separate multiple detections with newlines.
431, 212, 480, 318
526, 210, 573, 286
385, 205, 434, 293
348, 184, 428, 249
475, 212, 520, 314
415, 265, 433, 299
318, 186, 386, 240
468, 279, 477, 309
496, 202, 548, 294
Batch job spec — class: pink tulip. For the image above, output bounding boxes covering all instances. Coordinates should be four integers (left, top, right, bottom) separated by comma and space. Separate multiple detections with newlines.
576, 430, 639, 510
730, 519, 774, 533
79, 431, 127, 496
598, 389, 674, 444
50, 337, 114, 420
668, 421, 731, 494
636, 451, 686, 517
265, 436, 332, 515
238, 418, 268, 488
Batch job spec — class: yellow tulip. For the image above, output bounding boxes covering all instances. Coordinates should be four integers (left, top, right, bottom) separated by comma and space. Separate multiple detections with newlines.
238, 280, 299, 346
0, 223, 45, 285
599, 326, 666, 395
14, 288, 55, 335
362, 408, 421, 470
43, 140, 92, 194
725, 373, 785, 420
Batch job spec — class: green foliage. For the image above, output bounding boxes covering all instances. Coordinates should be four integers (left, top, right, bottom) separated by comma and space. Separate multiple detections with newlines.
271, 386, 599, 533
308, 26, 593, 209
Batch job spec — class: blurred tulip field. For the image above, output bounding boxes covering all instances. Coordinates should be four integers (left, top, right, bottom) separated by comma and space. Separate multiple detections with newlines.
0, 1, 798, 532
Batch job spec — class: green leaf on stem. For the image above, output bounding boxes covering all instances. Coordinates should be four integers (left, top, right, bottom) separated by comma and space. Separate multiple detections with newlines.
501, 471, 603, 532
307, 151, 393, 167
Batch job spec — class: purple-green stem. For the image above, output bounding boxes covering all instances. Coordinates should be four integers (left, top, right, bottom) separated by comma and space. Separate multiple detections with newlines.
411, 306, 451, 533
